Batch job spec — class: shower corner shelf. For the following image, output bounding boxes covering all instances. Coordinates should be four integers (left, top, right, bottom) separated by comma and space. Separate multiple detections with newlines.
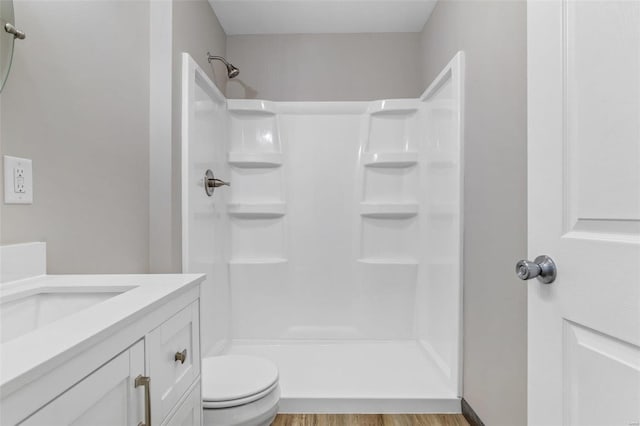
228, 202, 286, 218
228, 152, 283, 168
362, 152, 418, 168
227, 99, 277, 116
360, 202, 418, 219
368, 99, 419, 117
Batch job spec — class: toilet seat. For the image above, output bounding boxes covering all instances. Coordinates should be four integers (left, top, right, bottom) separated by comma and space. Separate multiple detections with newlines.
203, 381, 279, 409
202, 355, 279, 409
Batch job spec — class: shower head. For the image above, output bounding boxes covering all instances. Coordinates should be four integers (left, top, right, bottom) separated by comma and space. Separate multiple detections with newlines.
226, 64, 240, 79
207, 53, 240, 79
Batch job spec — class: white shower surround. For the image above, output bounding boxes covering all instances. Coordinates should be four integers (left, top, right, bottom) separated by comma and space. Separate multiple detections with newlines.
182, 52, 464, 413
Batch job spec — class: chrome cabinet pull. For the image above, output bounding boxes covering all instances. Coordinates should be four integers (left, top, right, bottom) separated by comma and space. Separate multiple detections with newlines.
515, 255, 557, 284
134, 375, 151, 426
174, 349, 187, 364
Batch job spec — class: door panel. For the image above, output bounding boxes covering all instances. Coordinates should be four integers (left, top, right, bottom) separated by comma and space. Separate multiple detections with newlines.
566, 1, 640, 224
563, 321, 640, 426
565, 0, 640, 235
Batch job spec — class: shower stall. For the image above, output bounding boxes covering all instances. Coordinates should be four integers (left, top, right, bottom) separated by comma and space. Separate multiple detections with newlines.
182, 52, 464, 413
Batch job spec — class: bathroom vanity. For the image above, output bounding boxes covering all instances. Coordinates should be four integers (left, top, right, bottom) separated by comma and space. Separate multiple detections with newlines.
0, 243, 205, 426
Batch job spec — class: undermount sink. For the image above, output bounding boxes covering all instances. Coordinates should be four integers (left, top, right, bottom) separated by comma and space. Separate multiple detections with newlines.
0, 286, 134, 343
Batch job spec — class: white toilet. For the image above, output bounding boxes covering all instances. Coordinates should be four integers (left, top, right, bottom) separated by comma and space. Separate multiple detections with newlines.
202, 355, 280, 426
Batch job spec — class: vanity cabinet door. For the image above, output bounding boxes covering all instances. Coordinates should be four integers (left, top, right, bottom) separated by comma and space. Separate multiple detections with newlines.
20, 340, 145, 426
162, 381, 202, 426
147, 301, 200, 424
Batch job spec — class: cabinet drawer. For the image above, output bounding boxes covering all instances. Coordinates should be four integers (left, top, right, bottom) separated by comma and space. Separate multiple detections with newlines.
162, 380, 202, 426
148, 301, 200, 423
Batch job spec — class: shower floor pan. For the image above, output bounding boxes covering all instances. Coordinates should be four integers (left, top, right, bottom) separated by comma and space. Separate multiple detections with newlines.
224, 340, 460, 413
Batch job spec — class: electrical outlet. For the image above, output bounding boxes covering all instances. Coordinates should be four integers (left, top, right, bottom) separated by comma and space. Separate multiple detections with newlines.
4, 155, 33, 204
14, 167, 25, 193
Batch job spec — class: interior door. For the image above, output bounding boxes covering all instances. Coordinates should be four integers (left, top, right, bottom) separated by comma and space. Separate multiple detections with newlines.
527, 1, 640, 425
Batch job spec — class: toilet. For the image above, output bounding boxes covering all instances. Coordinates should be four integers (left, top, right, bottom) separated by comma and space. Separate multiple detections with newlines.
202, 355, 280, 426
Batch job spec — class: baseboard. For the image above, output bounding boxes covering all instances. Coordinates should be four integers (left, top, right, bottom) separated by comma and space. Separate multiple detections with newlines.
279, 397, 461, 414
461, 398, 485, 426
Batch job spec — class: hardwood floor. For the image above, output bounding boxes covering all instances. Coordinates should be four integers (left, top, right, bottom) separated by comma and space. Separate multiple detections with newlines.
272, 414, 470, 426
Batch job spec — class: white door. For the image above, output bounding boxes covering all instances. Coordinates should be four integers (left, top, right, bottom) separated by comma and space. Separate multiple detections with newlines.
527, 1, 640, 425
21, 341, 145, 426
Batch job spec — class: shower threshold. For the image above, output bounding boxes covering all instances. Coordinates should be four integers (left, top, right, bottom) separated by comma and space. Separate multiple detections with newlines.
222, 340, 460, 413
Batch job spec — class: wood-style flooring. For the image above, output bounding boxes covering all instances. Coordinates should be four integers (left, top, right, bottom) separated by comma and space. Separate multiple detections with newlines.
272, 414, 470, 426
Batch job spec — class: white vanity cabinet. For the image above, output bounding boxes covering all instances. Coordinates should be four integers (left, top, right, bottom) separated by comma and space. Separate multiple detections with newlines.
0, 275, 204, 426
21, 341, 146, 426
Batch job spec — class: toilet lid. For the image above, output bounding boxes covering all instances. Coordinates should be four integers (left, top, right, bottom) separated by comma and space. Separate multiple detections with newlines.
202, 355, 279, 404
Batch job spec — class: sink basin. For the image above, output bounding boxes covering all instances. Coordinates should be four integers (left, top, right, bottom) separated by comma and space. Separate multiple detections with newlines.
0, 286, 134, 343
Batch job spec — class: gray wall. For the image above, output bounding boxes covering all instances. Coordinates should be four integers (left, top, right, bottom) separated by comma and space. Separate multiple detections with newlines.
0, 0, 151, 273
173, 0, 228, 95
419, 1, 528, 425
0, 0, 227, 274
225, 33, 423, 101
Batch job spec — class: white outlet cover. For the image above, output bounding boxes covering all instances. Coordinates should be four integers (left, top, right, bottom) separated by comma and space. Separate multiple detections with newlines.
4, 155, 33, 204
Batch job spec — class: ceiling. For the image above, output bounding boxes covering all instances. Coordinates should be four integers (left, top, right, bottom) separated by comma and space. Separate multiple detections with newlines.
208, 1, 438, 35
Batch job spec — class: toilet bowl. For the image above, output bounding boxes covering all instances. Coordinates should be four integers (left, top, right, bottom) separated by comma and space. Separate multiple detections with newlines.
202, 355, 280, 426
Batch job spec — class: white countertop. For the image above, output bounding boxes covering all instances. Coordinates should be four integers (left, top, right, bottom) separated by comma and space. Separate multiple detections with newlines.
0, 273, 205, 395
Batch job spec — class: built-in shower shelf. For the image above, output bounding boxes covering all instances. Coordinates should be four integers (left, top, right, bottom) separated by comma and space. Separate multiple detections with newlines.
228, 152, 283, 168
368, 100, 419, 116
360, 202, 418, 219
357, 258, 418, 265
227, 99, 277, 116
228, 258, 288, 265
228, 203, 286, 218
426, 160, 457, 169
362, 152, 418, 168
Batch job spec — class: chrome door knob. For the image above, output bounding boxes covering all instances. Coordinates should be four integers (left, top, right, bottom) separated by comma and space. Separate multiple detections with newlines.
516, 255, 557, 284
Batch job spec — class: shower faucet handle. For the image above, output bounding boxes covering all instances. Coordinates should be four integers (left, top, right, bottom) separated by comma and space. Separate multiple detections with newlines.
204, 169, 230, 196
4, 23, 26, 40
212, 179, 230, 187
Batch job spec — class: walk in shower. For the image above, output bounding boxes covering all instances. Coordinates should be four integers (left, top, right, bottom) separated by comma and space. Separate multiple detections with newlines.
182, 52, 464, 413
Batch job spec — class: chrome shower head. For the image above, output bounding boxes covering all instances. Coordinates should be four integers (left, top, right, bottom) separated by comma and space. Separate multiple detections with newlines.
207, 53, 240, 79
226, 64, 240, 79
